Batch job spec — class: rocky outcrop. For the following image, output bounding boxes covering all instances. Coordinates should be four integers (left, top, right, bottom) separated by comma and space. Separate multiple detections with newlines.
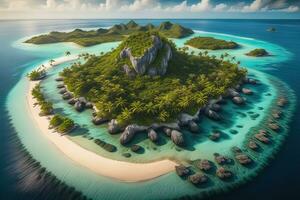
131, 144, 142, 152
92, 116, 108, 125
175, 165, 190, 177
205, 108, 221, 121
108, 119, 122, 134
272, 110, 282, 119
171, 130, 184, 146
277, 97, 287, 107
188, 173, 208, 185
163, 127, 172, 137
59, 88, 67, 94
178, 113, 198, 126
255, 130, 270, 144
68, 98, 76, 105
196, 159, 212, 171
243, 77, 257, 85
242, 88, 253, 95
122, 64, 136, 77
248, 140, 259, 150
55, 77, 64, 81
227, 88, 240, 98
232, 96, 245, 105
216, 167, 232, 179
209, 132, 221, 141
62, 92, 73, 100
214, 153, 231, 165
188, 121, 199, 133
235, 154, 252, 165
178, 113, 199, 132
120, 125, 147, 145
148, 129, 158, 142
269, 122, 280, 131
151, 122, 180, 131
120, 35, 172, 76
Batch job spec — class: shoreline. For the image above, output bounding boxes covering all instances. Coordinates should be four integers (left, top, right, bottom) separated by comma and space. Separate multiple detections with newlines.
26, 57, 177, 182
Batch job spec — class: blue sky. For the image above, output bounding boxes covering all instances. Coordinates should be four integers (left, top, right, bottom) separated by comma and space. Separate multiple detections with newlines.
0, 0, 299, 19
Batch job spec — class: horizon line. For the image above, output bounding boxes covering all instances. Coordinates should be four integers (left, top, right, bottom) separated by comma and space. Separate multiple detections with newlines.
1, 18, 300, 21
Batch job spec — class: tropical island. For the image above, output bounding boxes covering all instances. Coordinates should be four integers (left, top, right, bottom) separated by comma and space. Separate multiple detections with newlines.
185, 36, 239, 50
25, 20, 194, 47
246, 48, 269, 57
21, 20, 296, 197
59, 31, 247, 145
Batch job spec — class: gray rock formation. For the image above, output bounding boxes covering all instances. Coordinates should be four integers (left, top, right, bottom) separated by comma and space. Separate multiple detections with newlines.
108, 119, 122, 134
120, 35, 172, 76
205, 108, 221, 120
163, 127, 172, 137
120, 125, 147, 145
232, 96, 245, 105
171, 130, 184, 146
175, 165, 190, 177
188, 173, 208, 185
68, 98, 76, 105
216, 167, 232, 179
122, 64, 136, 77
242, 88, 253, 95
151, 122, 180, 131
188, 121, 199, 133
75, 101, 85, 112
227, 88, 240, 98
178, 113, 198, 126
92, 116, 108, 125
148, 129, 158, 142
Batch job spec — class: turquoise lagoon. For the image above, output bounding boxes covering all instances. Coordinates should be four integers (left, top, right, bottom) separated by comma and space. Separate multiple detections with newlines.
7, 30, 296, 200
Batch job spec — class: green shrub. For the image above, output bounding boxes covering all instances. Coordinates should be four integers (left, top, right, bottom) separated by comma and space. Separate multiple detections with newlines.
28, 69, 46, 80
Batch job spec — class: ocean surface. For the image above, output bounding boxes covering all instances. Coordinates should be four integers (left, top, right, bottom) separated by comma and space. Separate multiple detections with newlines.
0, 19, 300, 200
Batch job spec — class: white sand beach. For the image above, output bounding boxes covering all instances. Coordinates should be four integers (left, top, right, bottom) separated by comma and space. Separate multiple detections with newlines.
26, 57, 177, 182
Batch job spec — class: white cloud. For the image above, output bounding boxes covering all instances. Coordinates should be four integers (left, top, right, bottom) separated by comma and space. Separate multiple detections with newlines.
191, 0, 212, 12
120, 0, 158, 12
280, 5, 299, 13
0, 0, 299, 19
214, 3, 228, 12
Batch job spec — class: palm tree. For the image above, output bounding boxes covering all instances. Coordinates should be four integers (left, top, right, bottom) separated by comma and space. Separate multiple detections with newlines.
191, 51, 195, 55
130, 101, 143, 113
65, 51, 71, 56
198, 52, 202, 56
49, 59, 55, 66
204, 51, 208, 56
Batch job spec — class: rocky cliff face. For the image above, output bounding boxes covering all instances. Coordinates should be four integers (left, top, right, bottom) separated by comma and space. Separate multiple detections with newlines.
120, 35, 172, 76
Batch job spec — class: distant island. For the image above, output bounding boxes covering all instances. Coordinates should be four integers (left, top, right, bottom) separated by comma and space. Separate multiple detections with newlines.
25, 20, 194, 47
185, 36, 239, 50
246, 48, 269, 57
267, 27, 276, 32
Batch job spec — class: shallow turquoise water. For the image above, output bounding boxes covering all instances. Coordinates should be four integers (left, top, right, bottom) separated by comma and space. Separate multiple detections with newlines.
6, 29, 296, 200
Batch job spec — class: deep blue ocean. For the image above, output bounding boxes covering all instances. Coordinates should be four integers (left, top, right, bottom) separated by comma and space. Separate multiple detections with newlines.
0, 19, 299, 200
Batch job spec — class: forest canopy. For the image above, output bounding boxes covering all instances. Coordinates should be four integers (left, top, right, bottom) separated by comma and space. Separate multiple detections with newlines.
61, 32, 246, 126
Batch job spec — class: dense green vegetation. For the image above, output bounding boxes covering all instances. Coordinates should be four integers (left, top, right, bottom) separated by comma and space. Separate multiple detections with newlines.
50, 114, 75, 133
119, 31, 155, 57
185, 37, 239, 50
246, 49, 269, 57
61, 32, 246, 126
28, 69, 46, 81
25, 20, 194, 47
32, 84, 53, 116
